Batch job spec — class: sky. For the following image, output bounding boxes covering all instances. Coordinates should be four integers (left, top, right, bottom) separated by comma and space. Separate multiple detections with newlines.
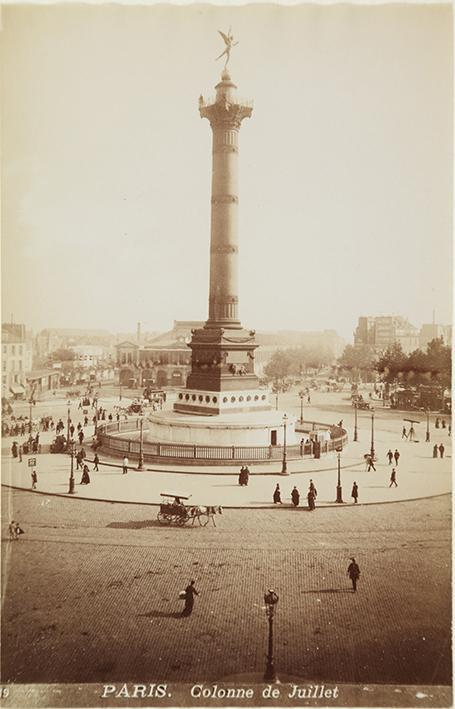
1, 3, 452, 340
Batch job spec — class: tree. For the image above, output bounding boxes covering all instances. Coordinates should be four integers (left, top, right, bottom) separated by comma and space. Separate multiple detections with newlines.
263, 350, 292, 384
338, 345, 377, 381
51, 348, 76, 362
375, 343, 407, 384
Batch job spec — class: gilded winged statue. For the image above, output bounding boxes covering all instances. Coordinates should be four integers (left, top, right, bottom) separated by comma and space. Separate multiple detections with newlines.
216, 28, 238, 68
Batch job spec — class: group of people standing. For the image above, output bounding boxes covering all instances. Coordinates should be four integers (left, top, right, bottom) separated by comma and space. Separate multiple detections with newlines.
273, 480, 319, 510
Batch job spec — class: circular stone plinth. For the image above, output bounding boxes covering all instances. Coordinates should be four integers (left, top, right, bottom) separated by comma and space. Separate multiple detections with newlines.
145, 409, 299, 447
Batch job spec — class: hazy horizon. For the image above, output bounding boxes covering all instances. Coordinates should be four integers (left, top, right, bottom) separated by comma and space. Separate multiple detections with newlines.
2, 4, 452, 341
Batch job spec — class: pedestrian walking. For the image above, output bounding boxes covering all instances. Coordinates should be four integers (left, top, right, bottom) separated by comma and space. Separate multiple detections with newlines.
307, 394, 311, 404
76, 450, 83, 470
11, 441, 18, 458
122, 456, 129, 474
408, 426, 415, 441
389, 468, 398, 487
367, 455, 376, 472
84, 416, 88, 427
181, 580, 199, 616
273, 484, 282, 504
18, 445, 22, 463
93, 453, 99, 472
243, 465, 250, 486
307, 489, 316, 510
80, 465, 90, 485
351, 481, 358, 503
78, 430, 84, 445
441, 419, 446, 429
70, 424, 75, 438
401, 426, 407, 440
387, 449, 393, 465
291, 486, 300, 507
433, 444, 438, 458
31, 469, 37, 490
77, 422, 82, 432
347, 557, 360, 592
309, 479, 317, 498
435, 417, 440, 429
439, 443, 445, 458
393, 449, 400, 466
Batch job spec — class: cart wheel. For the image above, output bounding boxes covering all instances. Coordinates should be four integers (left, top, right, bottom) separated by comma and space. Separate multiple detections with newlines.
157, 512, 170, 525
198, 514, 209, 527
175, 515, 187, 526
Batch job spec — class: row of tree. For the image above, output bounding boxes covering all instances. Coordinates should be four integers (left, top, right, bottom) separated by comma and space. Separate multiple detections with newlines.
263, 344, 335, 384
263, 338, 451, 391
338, 338, 451, 389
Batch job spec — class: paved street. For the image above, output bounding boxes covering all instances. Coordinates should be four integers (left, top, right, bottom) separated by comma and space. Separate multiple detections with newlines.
1, 488, 451, 690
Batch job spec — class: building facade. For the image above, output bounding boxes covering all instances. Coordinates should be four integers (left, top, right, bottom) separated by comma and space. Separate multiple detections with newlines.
116, 321, 201, 389
2, 324, 33, 398
354, 316, 419, 354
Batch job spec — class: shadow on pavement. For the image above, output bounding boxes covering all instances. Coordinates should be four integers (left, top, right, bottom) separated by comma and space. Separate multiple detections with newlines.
106, 520, 162, 529
137, 609, 182, 619
301, 588, 353, 594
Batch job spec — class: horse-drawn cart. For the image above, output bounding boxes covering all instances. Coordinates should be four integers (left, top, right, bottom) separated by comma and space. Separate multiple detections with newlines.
157, 493, 222, 527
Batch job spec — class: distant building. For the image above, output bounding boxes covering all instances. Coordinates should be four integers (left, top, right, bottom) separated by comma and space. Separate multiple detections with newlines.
2, 323, 33, 398
116, 321, 202, 388
354, 316, 419, 354
254, 329, 346, 375
419, 323, 452, 350
71, 344, 115, 368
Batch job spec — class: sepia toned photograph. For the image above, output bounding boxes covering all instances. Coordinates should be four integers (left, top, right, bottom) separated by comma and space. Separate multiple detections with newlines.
1, 2, 452, 708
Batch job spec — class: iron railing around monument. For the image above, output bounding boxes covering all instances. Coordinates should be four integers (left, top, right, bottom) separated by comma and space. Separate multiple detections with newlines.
96, 419, 348, 464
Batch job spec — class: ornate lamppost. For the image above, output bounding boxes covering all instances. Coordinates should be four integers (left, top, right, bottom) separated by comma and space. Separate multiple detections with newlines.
68, 440, 76, 495
426, 409, 430, 442
299, 390, 305, 424
281, 414, 288, 475
263, 589, 279, 682
28, 396, 35, 436
335, 447, 344, 503
137, 414, 144, 470
370, 407, 375, 461
353, 402, 358, 442
66, 399, 72, 451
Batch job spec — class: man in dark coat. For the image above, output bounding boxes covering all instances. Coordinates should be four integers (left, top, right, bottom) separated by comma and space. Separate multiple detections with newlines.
394, 449, 400, 466
273, 484, 282, 504
291, 486, 300, 507
76, 450, 84, 470
387, 449, 393, 464
307, 489, 316, 510
182, 580, 199, 616
347, 557, 360, 592
433, 444, 438, 458
351, 482, 358, 503
439, 443, 445, 458
93, 453, 99, 472
389, 468, 398, 487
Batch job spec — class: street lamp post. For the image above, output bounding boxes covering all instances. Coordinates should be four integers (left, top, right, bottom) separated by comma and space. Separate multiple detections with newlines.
370, 408, 375, 460
137, 415, 144, 470
68, 441, 76, 494
28, 397, 35, 436
426, 410, 430, 442
299, 391, 304, 424
66, 400, 71, 451
353, 403, 358, 442
263, 589, 279, 682
335, 448, 344, 503
281, 414, 288, 475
